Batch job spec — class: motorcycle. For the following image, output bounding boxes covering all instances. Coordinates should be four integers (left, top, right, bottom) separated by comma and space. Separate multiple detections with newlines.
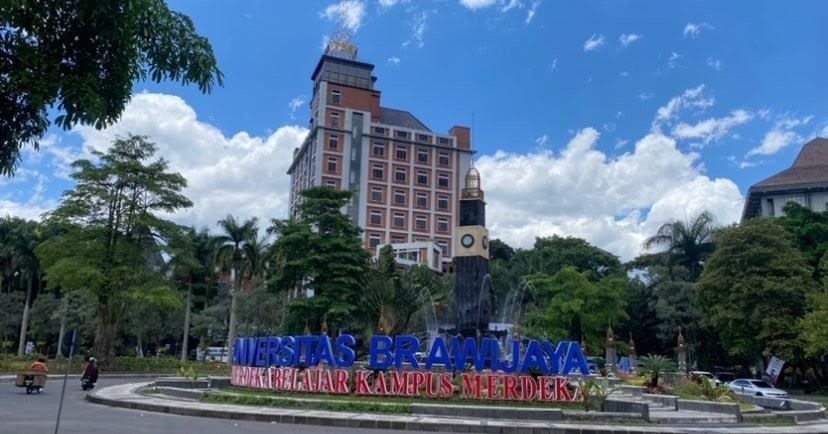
81, 376, 95, 391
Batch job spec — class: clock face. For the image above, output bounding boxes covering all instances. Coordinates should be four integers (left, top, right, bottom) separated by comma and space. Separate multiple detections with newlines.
461, 234, 475, 248
482, 236, 489, 249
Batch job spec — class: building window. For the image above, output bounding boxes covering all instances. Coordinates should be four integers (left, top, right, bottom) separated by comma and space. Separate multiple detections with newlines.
437, 241, 448, 255
417, 148, 429, 163
394, 189, 406, 205
329, 135, 339, 150
438, 173, 449, 188
370, 210, 382, 226
330, 112, 340, 128
395, 167, 407, 182
372, 164, 384, 180
370, 187, 383, 202
331, 90, 341, 105
415, 215, 427, 231
326, 179, 337, 189
416, 192, 428, 208
395, 130, 408, 139
438, 137, 451, 145
395, 145, 408, 160
369, 234, 381, 248
374, 127, 386, 135
393, 212, 406, 228
766, 198, 775, 217
417, 170, 428, 186
417, 134, 431, 142
438, 151, 450, 167
437, 195, 449, 210
373, 142, 384, 157
327, 157, 337, 173
437, 217, 449, 233
391, 234, 407, 244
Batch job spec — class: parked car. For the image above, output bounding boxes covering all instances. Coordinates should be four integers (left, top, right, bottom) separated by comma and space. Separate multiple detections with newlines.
689, 371, 722, 387
715, 371, 736, 385
727, 379, 788, 398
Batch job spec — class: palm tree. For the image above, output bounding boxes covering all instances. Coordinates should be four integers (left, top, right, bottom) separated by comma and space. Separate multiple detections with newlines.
240, 235, 273, 286
215, 215, 258, 364
643, 210, 720, 280
0, 218, 43, 357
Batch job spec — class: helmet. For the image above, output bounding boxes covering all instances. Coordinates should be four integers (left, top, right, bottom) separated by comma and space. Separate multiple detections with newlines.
89, 357, 97, 363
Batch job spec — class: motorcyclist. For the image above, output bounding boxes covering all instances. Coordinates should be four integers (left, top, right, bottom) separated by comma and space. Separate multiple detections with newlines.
30, 357, 48, 372
81, 357, 99, 391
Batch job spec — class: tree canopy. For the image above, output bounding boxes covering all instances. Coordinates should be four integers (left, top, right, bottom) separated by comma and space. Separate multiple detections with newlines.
0, 0, 223, 175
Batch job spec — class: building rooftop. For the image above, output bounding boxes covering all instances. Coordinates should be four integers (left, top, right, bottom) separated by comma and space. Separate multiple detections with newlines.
742, 137, 828, 219
750, 137, 828, 190
379, 107, 430, 132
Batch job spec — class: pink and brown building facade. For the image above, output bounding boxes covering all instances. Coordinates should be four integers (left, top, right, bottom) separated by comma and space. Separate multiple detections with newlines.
288, 43, 474, 271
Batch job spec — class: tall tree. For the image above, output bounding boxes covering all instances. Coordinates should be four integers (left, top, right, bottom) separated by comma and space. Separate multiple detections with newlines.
523, 267, 628, 345
36, 135, 189, 365
777, 202, 828, 283
167, 226, 217, 362
0, 0, 223, 175
215, 215, 257, 365
696, 218, 816, 362
11, 219, 42, 356
643, 210, 720, 280
269, 187, 369, 334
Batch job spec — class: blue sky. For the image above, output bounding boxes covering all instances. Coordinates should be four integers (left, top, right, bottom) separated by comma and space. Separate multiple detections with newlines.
2, 0, 826, 261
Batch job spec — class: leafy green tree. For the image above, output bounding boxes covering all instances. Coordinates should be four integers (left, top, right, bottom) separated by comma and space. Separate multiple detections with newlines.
214, 215, 257, 364
513, 236, 623, 281
639, 354, 676, 387
643, 210, 720, 280
800, 291, 828, 358
235, 286, 285, 337
646, 266, 703, 354
777, 202, 828, 283
167, 227, 217, 361
0, 0, 223, 175
523, 267, 628, 345
36, 135, 188, 365
269, 187, 370, 334
489, 238, 515, 262
696, 218, 816, 361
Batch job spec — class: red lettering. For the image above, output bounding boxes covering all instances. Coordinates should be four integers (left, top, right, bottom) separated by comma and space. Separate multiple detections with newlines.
320, 370, 333, 393
411, 372, 426, 397
334, 369, 349, 394
271, 368, 283, 390
461, 373, 482, 400
503, 375, 518, 401
282, 369, 294, 391
520, 376, 538, 401
485, 374, 500, 400
555, 377, 572, 401
440, 373, 454, 398
425, 373, 440, 398
539, 377, 554, 401
355, 370, 372, 395
390, 372, 409, 396
374, 372, 389, 395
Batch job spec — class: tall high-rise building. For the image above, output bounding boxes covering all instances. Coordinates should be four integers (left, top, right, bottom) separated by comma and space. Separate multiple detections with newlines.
288, 38, 474, 271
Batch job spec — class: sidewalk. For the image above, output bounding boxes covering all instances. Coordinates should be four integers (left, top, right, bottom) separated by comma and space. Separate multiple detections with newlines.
0, 373, 172, 383
87, 382, 828, 434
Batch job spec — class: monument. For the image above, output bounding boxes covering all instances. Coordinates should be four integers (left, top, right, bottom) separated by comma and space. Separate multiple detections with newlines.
453, 167, 492, 339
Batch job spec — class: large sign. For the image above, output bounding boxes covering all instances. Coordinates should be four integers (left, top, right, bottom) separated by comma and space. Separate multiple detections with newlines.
231, 334, 590, 402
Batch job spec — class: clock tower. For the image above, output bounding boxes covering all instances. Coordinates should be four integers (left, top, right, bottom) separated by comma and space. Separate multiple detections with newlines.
454, 167, 491, 338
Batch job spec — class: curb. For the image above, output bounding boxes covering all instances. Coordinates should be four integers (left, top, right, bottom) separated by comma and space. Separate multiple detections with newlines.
84, 383, 828, 434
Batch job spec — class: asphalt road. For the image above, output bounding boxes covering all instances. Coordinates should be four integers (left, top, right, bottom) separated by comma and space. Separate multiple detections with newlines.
0, 377, 406, 434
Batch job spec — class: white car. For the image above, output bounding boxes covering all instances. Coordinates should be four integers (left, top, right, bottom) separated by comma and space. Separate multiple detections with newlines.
690, 371, 722, 387
727, 379, 788, 398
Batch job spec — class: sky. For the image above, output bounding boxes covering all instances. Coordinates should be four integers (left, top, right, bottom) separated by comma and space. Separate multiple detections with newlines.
2, 0, 827, 262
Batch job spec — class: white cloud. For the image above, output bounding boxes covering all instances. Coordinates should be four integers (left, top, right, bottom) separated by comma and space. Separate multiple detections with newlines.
477, 129, 744, 261
535, 134, 549, 147
67, 93, 307, 232
706, 57, 722, 71
408, 10, 428, 48
387, 56, 401, 65
378, 0, 403, 7
619, 33, 643, 47
653, 84, 714, 130
321, 0, 366, 33
683, 22, 713, 38
526, 0, 540, 23
671, 109, 753, 144
584, 34, 606, 52
638, 92, 654, 101
501, 0, 521, 12
667, 51, 681, 68
746, 114, 813, 157
619, 71, 629, 77
747, 130, 800, 157
459, 0, 497, 10
288, 95, 306, 119
550, 58, 557, 70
